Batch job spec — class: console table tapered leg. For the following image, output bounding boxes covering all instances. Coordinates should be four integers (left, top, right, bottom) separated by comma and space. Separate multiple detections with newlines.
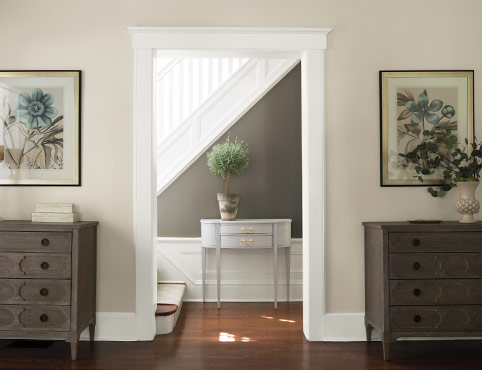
202, 247, 207, 303
286, 246, 290, 302
273, 223, 278, 309
216, 246, 221, 309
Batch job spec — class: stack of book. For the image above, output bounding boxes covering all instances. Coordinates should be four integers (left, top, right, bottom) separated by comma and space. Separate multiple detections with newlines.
32, 203, 79, 223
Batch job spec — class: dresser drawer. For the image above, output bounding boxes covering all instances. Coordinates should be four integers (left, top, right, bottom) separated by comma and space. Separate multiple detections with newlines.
221, 235, 272, 248
0, 305, 70, 331
390, 279, 482, 305
0, 232, 71, 253
0, 279, 71, 305
389, 253, 482, 279
389, 232, 482, 253
0, 253, 71, 279
220, 224, 272, 235
390, 306, 482, 331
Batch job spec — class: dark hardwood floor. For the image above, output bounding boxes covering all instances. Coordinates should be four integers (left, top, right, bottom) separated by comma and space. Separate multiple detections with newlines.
2, 302, 482, 369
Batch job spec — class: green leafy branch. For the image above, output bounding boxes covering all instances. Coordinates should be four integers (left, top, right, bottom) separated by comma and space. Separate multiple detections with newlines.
400, 134, 482, 197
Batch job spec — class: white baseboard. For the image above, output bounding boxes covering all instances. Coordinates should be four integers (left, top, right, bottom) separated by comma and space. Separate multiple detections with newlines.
322, 313, 380, 342
79, 312, 137, 341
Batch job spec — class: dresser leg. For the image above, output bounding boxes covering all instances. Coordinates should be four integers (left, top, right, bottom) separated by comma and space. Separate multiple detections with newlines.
382, 340, 390, 361
365, 323, 372, 343
71, 341, 78, 361
89, 323, 96, 343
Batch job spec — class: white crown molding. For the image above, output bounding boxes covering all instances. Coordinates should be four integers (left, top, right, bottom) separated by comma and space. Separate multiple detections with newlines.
128, 27, 332, 35
128, 27, 332, 51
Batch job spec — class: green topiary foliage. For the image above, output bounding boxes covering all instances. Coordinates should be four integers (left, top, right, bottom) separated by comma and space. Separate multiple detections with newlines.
207, 136, 249, 194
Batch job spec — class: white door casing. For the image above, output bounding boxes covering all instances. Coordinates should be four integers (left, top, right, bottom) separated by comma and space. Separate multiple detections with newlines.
129, 27, 331, 341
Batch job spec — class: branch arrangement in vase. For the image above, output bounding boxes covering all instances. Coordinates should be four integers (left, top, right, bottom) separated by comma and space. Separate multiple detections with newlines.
400, 137, 482, 197
207, 136, 249, 221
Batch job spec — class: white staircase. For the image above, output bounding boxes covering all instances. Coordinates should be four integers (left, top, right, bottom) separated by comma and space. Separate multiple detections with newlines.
155, 56, 299, 194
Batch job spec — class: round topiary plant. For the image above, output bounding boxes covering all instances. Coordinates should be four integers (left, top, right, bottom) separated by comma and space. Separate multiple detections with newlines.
207, 136, 249, 194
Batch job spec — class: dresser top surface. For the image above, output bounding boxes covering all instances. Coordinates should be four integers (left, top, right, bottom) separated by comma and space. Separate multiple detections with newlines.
363, 221, 482, 231
201, 219, 292, 224
0, 220, 98, 230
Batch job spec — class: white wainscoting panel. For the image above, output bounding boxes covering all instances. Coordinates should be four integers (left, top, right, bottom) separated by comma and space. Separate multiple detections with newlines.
157, 237, 302, 302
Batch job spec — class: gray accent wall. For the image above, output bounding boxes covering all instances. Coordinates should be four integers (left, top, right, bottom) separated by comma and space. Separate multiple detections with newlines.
157, 63, 302, 237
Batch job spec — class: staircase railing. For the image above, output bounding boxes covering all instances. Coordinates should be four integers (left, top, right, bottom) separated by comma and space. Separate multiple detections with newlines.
155, 57, 249, 143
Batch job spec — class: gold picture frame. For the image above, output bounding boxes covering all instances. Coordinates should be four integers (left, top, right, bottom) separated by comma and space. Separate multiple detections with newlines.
0, 71, 80, 185
380, 70, 474, 186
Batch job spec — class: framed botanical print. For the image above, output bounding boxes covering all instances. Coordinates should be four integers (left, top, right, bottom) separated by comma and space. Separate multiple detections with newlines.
0, 70, 80, 185
380, 70, 474, 186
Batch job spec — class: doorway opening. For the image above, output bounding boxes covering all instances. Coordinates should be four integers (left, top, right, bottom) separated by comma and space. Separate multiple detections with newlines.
129, 27, 330, 341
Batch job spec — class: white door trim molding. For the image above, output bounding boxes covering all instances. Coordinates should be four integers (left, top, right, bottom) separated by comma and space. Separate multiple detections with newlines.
129, 27, 331, 341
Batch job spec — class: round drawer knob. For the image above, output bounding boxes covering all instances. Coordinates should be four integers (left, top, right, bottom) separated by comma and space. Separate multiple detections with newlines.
41, 238, 50, 246
413, 288, 421, 296
412, 238, 420, 246
40, 288, 49, 296
413, 262, 421, 270
40, 314, 49, 322
413, 315, 421, 323
40, 262, 49, 270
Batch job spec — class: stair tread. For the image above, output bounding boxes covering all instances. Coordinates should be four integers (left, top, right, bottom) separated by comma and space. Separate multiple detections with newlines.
157, 283, 186, 305
156, 304, 179, 316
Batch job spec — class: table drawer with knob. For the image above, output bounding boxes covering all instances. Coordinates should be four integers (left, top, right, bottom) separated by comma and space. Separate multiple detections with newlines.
220, 235, 272, 248
389, 232, 482, 253
0, 232, 71, 253
390, 306, 482, 331
390, 279, 482, 305
0, 253, 71, 279
389, 253, 482, 279
0, 279, 71, 305
0, 305, 70, 331
220, 224, 272, 235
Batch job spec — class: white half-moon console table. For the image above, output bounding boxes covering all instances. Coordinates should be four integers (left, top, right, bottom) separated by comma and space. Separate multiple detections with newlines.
200, 219, 292, 309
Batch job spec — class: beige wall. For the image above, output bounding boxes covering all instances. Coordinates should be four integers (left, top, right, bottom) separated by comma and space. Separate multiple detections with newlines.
1, 0, 481, 314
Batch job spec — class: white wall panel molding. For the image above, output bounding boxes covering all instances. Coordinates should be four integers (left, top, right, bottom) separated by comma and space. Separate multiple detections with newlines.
157, 237, 302, 301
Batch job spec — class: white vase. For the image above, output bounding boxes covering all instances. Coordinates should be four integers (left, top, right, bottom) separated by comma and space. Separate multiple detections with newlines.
456, 181, 480, 223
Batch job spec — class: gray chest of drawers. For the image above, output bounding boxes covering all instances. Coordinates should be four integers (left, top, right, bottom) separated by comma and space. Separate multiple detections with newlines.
364, 221, 482, 360
0, 221, 98, 360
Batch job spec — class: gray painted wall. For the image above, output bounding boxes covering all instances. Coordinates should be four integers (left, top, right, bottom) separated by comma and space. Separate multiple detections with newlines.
158, 63, 302, 237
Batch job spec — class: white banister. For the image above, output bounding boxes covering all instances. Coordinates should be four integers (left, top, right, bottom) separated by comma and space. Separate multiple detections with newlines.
155, 57, 249, 142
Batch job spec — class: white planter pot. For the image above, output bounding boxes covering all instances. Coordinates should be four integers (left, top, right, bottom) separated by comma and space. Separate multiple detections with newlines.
456, 181, 480, 223
217, 193, 240, 221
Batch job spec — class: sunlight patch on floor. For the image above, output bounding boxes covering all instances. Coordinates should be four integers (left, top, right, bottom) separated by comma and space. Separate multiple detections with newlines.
218, 332, 255, 343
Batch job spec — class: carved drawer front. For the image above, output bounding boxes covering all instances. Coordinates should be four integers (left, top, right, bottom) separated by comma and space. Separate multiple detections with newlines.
0, 253, 71, 279
389, 232, 482, 253
390, 280, 482, 305
0, 305, 70, 331
220, 224, 272, 235
0, 232, 71, 253
221, 235, 272, 248
389, 253, 482, 279
390, 306, 482, 331
0, 279, 71, 305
